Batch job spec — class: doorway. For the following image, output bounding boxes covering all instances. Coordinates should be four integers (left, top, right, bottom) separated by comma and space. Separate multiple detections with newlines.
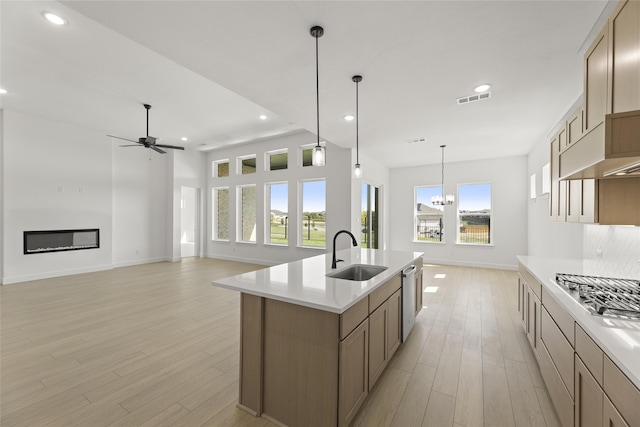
180, 186, 200, 258
361, 183, 379, 249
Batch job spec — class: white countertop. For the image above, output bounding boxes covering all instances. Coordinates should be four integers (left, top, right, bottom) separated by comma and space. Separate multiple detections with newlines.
517, 255, 640, 389
212, 248, 423, 314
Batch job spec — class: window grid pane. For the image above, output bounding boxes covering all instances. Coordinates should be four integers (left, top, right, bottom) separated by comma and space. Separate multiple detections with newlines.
214, 188, 229, 240
268, 183, 288, 244
239, 185, 256, 242
415, 186, 444, 242
301, 180, 326, 247
458, 183, 491, 245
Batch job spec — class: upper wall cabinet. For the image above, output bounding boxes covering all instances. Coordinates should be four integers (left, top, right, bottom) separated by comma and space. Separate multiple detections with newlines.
609, 0, 640, 114
560, 0, 640, 181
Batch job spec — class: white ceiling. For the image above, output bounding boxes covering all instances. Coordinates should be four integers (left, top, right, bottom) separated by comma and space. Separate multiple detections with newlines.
1, 1, 610, 168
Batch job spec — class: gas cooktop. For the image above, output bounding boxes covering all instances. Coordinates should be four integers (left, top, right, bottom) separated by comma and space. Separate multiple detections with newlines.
555, 273, 640, 319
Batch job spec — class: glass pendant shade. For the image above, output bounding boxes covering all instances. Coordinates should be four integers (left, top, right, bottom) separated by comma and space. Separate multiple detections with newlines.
312, 144, 325, 166
354, 163, 362, 178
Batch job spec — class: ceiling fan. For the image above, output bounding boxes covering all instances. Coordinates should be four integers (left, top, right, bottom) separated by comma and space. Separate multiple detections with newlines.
107, 104, 185, 154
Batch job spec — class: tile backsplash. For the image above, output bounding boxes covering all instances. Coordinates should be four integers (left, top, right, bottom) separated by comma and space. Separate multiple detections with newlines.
583, 225, 640, 279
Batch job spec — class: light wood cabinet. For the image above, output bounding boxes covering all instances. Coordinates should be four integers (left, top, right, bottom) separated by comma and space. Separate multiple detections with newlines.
368, 300, 389, 389
518, 261, 640, 427
550, 132, 567, 222
585, 24, 610, 131
388, 289, 402, 358
608, 0, 640, 114
575, 355, 604, 427
526, 285, 541, 359
604, 395, 629, 427
339, 319, 369, 427
369, 288, 402, 390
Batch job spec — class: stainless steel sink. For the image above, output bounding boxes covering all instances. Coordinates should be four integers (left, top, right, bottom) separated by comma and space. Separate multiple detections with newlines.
326, 264, 388, 281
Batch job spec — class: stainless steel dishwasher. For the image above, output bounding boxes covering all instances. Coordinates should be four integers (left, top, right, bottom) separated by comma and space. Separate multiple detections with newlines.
402, 265, 416, 342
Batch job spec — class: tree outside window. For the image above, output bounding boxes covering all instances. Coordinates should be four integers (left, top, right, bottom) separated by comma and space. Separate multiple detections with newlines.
300, 180, 326, 247
267, 183, 288, 245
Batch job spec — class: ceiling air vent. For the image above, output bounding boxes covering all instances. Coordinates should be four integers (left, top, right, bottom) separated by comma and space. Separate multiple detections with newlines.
457, 91, 491, 105
406, 137, 427, 144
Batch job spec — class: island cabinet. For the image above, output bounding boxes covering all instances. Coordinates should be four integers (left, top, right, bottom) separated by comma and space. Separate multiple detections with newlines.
238, 271, 406, 427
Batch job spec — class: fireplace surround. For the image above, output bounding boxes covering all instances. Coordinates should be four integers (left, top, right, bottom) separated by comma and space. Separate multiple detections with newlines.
23, 229, 100, 254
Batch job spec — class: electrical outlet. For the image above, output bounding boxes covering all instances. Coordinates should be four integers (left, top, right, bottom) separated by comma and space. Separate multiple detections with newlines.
596, 249, 603, 258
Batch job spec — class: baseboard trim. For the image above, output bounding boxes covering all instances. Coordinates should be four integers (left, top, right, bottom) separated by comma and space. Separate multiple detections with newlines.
1, 264, 114, 285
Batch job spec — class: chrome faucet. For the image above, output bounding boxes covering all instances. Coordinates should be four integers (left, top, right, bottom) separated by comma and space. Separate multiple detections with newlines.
331, 230, 358, 269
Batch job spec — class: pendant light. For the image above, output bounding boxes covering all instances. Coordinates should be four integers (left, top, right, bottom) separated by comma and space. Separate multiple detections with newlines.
353, 75, 363, 178
432, 145, 455, 205
310, 26, 325, 166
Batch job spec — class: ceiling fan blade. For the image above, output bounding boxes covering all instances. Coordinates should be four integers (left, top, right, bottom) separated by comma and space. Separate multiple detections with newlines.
150, 146, 166, 154
107, 135, 141, 144
155, 144, 185, 150
119, 144, 141, 147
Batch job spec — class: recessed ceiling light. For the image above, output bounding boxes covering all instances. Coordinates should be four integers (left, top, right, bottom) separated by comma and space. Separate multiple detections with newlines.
181, 137, 188, 141
259, 115, 267, 120
344, 115, 355, 121
0, 88, 7, 94
474, 83, 491, 93
43, 12, 67, 26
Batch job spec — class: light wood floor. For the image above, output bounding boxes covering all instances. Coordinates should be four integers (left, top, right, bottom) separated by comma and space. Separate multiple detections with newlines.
0, 258, 561, 427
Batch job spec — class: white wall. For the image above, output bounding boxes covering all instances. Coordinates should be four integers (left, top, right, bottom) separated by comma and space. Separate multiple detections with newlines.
206, 131, 353, 265
2, 110, 113, 283
527, 133, 583, 258
389, 156, 528, 270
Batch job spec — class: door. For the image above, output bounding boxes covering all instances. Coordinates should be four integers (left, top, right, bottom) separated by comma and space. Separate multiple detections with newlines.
181, 186, 199, 258
361, 183, 379, 249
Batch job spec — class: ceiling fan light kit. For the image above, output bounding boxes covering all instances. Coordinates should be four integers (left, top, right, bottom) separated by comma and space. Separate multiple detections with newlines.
107, 104, 185, 154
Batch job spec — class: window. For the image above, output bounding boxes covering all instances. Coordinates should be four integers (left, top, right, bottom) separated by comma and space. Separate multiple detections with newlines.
457, 183, 492, 245
267, 183, 288, 245
213, 160, 229, 178
267, 149, 288, 171
361, 183, 379, 249
541, 163, 550, 194
414, 186, 444, 242
530, 174, 536, 199
212, 187, 229, 240
238, 185, 256, 242
300, 180, 326, 247
300, 143, 325, 167
238, 155, 257, 174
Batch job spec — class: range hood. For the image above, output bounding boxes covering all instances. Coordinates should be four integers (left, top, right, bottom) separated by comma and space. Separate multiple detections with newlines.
559, 110, 640, 180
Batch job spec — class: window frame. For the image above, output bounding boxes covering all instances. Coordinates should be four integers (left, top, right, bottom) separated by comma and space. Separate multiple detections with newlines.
238, 154, 257, 175
456, 182, 493, 246
212, 159, 230, 178
237, 184, 257, 244
265, 181, 289, 246
298, 178, 326, 249
266, 149, 288, 171
212, 186, 230, 241
413, 185, 445, 243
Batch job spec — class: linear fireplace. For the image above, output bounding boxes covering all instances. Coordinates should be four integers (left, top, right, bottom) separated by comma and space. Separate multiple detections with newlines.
23, 229, 100, 254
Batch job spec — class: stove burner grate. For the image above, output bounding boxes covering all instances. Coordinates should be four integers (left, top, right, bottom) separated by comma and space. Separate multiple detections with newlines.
555, 273, 640, 318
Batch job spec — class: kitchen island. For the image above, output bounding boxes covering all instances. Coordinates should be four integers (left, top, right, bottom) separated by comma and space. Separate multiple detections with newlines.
212, 248, 423, 427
